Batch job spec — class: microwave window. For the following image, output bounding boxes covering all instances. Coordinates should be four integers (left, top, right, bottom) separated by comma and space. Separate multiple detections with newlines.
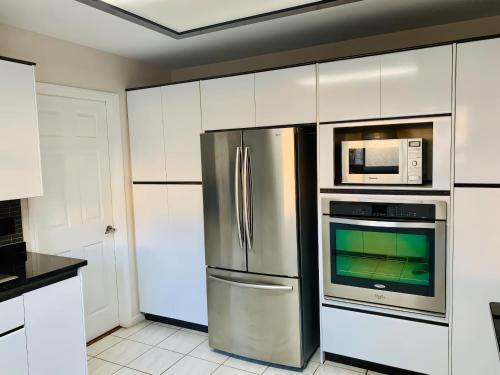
348, 147, 399, 174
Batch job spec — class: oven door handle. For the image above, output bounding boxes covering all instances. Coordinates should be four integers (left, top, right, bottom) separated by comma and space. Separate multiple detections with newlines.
329, 217, 436, 229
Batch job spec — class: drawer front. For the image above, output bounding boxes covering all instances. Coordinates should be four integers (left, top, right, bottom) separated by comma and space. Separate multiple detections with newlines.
321, 306, 448, 375
207, 268, 302, 367
0, 328, 29, 375
0, 296, 24, 334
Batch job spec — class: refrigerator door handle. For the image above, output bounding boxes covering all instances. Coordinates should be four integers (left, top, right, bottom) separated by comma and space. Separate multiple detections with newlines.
235, 146, 244, 249
208, 275, 293, 291
242, 147, 253, 249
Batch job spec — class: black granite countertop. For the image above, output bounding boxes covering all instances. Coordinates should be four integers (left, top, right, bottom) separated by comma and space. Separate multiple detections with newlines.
0, 252, 87, 302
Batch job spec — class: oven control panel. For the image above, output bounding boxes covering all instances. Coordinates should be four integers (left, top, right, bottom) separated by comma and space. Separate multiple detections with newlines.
329, 201, 436, 220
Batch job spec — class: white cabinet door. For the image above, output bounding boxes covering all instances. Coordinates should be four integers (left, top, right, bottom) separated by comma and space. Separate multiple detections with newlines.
455, 39, 500, 183
201, 74, 255, 131
0, 328, 29, 375
132, 184, 172, 318
166, 185, 207, 325
452, 188, 500, 375
133, 184, 207, 324
127, 87, 167, 181
319, 56, 380, 122
24, 276, 87, 375
0, 60, 42, 200
255, 65, 316, 126
163, 82, 202, 181
318, 124, 334, 188
322, 306, 448, 375
381, 45, 452, 117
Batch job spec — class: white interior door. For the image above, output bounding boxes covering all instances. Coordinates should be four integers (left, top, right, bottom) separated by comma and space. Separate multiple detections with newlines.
28, 93, 119, 341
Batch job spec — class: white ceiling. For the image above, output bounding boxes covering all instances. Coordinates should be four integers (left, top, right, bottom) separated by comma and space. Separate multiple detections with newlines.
102, 0, 320, 32
1, 0, 500, 68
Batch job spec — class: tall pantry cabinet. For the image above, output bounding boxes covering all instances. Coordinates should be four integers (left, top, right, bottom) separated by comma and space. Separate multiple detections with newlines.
127, 82, 207, 325
452, 38, 500, 375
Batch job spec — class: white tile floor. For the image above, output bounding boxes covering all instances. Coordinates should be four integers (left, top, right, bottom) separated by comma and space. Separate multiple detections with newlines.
87, 320, 382, 375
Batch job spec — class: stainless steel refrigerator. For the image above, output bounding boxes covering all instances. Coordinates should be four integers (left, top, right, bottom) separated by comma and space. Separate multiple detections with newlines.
200, 126, 319, 368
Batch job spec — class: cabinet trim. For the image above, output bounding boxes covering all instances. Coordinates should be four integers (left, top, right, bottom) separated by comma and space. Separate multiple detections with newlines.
324, 353, 426, 375
133, 181, 202, 185
454, 184, 500, 188
320, 188, 451, 196
322, 303, 449, 327
0, 56, 36, 66
319, 112, 452, 125
0, 325, 24, 338
127, 34, 500, 92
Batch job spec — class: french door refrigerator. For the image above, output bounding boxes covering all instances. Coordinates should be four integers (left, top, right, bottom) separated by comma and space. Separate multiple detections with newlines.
200, 126, 318, 368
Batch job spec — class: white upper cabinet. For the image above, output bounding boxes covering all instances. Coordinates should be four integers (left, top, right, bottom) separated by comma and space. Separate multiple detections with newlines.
201, 74, 255, 131
455, 38, 500, 184
0, 59, 42, 200
162, 82, 202, 181
255, 65, 316, 126
381, 45, 453, 117
319, 56, 381, 122
127, 87, 166, 181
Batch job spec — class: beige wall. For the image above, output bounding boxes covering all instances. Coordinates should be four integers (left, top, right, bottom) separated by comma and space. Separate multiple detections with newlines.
0, 23, 171, 326
171, 15, 500, 81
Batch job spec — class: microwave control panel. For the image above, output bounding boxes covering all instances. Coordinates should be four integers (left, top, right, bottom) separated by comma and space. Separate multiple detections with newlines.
406, 138, 423, 184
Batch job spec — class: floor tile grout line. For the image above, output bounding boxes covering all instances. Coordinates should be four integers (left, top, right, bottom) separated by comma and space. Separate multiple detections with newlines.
88, 335, 125, 357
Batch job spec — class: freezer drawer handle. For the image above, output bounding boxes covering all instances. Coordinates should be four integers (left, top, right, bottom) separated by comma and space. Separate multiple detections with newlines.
208, 275, 293, 291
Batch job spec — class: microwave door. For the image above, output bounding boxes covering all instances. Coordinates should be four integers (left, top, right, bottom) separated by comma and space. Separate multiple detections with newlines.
342, 139, 407, 184
200, 131, 247, 271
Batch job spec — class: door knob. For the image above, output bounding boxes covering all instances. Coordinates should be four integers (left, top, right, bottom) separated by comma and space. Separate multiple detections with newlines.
105, 225, 116, 234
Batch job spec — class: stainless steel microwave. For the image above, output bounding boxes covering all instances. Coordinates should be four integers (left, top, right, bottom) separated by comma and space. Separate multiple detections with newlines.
341, 138, 423, 185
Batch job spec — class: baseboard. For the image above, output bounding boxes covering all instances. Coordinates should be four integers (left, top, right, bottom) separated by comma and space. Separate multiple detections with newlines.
145, 313, 208, 333
120, 313, 145, 328
324, 352, 426, 375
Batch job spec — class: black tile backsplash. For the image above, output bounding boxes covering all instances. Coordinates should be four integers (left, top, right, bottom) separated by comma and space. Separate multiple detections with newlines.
0, 200, 23, 247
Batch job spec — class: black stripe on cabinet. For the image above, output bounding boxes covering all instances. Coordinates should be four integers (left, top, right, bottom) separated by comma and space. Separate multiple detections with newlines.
320, 188, 451, 196
0, 325, 24, 338
133, 181, 202, 185
324, 352, 427, 375
455, 183, 500, 188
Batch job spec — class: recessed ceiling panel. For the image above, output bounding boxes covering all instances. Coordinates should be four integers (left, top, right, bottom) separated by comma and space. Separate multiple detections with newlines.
101, 0, 322, 32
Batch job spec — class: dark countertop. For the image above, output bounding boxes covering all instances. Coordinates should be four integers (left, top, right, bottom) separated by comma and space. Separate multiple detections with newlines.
491, 302, 500, 356
0, 252, 87, 302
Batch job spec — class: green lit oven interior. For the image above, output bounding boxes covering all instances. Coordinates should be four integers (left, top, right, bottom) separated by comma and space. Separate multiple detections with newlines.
335, 229, 430, 286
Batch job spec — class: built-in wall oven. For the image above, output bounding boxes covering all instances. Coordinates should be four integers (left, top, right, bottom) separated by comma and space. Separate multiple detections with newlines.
322, 198, 446, 314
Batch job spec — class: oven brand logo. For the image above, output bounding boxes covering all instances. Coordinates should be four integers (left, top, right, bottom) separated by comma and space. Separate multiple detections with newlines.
374, 293, 386, 300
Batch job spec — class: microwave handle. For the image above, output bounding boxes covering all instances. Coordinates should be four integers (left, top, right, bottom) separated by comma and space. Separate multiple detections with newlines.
330, 217, 436, 229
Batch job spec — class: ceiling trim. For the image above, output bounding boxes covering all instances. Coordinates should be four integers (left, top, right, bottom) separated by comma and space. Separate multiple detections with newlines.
74, 0, 362, 39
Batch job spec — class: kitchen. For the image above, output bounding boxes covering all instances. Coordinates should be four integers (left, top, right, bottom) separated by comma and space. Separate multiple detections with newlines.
0, 1, 500, 375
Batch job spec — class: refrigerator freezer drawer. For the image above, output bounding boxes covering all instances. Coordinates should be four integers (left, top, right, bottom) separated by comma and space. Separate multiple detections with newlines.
206, 268, 303, 368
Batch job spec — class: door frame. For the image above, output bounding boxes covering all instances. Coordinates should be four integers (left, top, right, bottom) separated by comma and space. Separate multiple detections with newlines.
22, 82, 141, 328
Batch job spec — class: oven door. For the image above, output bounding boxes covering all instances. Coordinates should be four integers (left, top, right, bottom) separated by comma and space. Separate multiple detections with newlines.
341, 139, 407, 184
322, 216, 446, 314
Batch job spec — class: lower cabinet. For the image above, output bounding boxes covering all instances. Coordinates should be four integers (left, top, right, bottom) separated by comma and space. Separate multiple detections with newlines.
133, 184, 207, 325
452, 188, 500, 375
0, 328, 29, 375
321, 306, 449, 375
24, 276, 87, 375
